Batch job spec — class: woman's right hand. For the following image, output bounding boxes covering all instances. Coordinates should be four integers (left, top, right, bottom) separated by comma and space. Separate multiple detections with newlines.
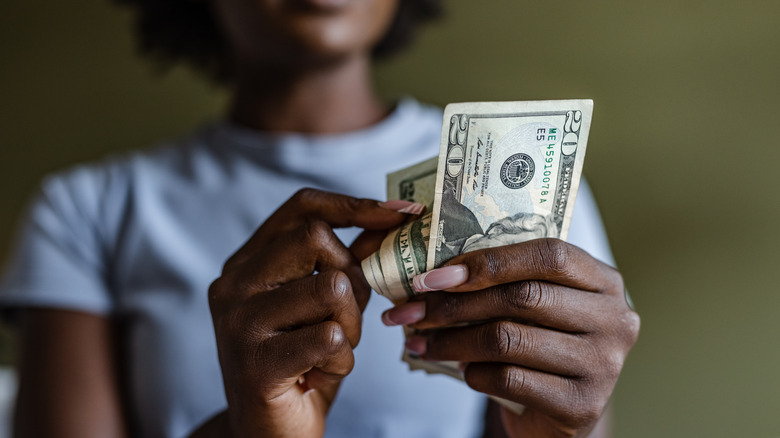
204, 189, 416, 438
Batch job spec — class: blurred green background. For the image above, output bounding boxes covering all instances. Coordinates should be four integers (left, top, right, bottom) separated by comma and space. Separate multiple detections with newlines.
2, 0, 779, 436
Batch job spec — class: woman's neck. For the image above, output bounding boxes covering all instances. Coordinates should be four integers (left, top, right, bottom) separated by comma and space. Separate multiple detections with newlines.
227, 55, 389, 134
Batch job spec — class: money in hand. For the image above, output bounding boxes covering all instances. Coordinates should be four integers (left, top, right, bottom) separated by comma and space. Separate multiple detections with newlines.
361, 100, 594, 414
362, 158, 438, 303
363, 100, 593, 302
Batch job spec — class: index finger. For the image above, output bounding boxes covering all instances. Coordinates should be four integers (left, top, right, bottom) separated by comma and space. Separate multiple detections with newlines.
234, 189, 422, 265
439, 238, 623, 296
267, 188, 419, 233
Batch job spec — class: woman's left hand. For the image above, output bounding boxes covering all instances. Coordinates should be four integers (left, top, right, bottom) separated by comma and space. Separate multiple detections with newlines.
381, 238, 640, 438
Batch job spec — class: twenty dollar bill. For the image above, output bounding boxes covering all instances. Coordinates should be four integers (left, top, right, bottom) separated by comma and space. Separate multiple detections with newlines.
427, 100, 592, 269
360, 100, 594, 414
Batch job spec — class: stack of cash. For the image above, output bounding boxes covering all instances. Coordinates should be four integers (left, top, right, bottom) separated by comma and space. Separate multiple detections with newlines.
361, 100, 593, 414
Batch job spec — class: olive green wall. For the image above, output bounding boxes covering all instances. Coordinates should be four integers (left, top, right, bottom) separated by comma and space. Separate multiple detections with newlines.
2, 0, 779, 436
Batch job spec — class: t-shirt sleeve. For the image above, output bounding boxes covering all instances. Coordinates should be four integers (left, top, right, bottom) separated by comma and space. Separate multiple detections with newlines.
0, 168, 114, 316
566, 179, 616, 268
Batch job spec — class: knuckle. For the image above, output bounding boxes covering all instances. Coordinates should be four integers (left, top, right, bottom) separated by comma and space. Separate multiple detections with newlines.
291, 187, 321, 206
582, 336, 625, 384
231, 307, 269, 343
319, 320, 349, 351
506, 281, 544, 312
476, 249, 508, 279
234, 263, 273, 293
327, 349, 355, 377
215, 308, 268, 365
485, 321, 522, 359
573, 402, 603, 429
340, 194, 364, 213
604, 350, 626, 380
342, 351, 356, 374
302, 219, 333, 244
623, 310, 641, 345
561, 382, 603, 429
315, 270, 352, 308
631, 310, 642, 333
577, 399, 605, 428
221, 253, 241, 274
207, 277, 227, 311
537, 238, 570, 274
497, 365, 526, 397
586, 340, 625, 384
609, 267, 626, 293
608, 300, 641, 348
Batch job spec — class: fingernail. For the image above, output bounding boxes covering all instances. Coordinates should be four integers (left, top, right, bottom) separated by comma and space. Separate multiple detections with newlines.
378, 200, 425, 215
381, 301, 425, 326
413, 265, 469, 292
405, 335, 427, 355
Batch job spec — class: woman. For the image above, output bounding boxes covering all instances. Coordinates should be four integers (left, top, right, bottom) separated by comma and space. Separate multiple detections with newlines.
0, 0, 639, 437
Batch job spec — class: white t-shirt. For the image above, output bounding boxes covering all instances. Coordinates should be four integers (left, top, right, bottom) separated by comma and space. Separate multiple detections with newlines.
0, 99, 614, 438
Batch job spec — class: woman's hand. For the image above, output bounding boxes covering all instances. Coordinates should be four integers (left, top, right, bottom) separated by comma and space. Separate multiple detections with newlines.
382, 238, 640, 438
206, 189, 414, 438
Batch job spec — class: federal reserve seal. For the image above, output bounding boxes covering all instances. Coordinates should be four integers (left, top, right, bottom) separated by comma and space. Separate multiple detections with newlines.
500, 153, 535, 189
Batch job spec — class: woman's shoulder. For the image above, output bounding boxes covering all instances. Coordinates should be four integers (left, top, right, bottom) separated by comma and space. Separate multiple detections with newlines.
39, 124, 220, 201
20, 126, 225, 261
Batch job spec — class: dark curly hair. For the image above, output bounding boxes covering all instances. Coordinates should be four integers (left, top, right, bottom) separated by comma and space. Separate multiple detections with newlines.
114, 0, 443, 84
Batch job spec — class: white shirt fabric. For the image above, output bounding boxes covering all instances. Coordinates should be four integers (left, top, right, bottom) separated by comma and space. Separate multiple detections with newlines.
0, 98, 613, 438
